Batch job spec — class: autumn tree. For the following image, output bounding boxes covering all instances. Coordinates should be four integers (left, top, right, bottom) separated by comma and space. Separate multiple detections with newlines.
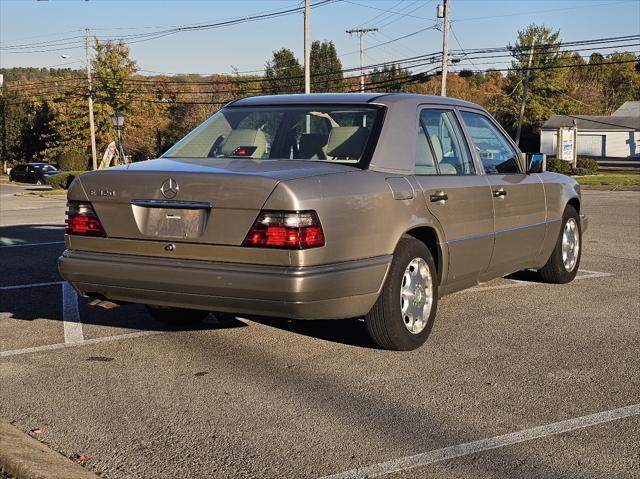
93, 39, 138, 114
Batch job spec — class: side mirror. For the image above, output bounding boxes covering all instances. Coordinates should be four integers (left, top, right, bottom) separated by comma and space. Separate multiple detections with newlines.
526, 153, 546, 173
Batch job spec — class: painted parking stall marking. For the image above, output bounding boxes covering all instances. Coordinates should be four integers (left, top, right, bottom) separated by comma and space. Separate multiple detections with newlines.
320, 404, 640, 479
62, 281, 83, 343
463, 269, 613, 294
0, 241, 65, 248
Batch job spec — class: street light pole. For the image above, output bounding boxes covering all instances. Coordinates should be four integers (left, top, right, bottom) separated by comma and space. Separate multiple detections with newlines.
304, 0, 311, 94
85, 28, 97, 170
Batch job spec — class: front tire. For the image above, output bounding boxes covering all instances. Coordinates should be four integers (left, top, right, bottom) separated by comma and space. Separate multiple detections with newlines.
538, 205, 581, 284
146, 305, 209, 324
365, 237, 438, 351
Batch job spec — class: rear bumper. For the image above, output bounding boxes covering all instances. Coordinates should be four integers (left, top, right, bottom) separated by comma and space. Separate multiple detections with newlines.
58, 250, 391, 320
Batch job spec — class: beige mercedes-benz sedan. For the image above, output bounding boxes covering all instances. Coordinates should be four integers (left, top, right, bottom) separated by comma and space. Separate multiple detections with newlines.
59, 93, 587, 350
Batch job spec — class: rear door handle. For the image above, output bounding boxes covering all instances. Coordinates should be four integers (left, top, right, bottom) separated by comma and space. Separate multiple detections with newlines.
430, 192, 448, 203
492, 188, 507, 198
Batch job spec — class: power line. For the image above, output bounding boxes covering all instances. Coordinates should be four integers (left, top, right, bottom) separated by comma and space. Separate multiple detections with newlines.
0, 0, 340, 53
453, 0, 635, 22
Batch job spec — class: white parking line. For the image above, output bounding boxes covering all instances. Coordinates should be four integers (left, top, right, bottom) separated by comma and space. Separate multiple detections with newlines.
0, 331, 163, 358
464, 269, 613, 294
0, 241, 65, 248
0, 281, 63, 291
319, 403, 640, 479
62, 282, 83, 343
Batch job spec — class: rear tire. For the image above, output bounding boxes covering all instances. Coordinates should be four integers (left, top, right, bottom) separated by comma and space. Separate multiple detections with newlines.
36, 179, 44, 185
538, 205, 581, 284
365, 237, 438, 351
146, 305, 209, 324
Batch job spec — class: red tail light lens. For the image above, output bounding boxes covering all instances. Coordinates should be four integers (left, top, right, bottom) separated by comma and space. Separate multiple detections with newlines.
242, 211, 325, 249
65, 201, 106, 237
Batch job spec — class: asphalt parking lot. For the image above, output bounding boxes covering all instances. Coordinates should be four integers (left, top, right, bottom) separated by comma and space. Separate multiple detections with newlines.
1, 181, 639, 479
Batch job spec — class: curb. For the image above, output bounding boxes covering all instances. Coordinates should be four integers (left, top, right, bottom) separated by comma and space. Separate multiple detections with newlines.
0, 420, 99, 479
581, 185, 640, 191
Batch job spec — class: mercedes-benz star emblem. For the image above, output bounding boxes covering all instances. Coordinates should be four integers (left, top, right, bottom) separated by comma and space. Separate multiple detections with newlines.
160, 178, 179, 199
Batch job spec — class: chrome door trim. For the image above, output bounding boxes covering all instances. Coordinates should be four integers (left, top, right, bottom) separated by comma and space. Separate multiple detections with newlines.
446, 218, 561, 245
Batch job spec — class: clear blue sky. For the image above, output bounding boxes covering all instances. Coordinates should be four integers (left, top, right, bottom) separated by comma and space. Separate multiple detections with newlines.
1, 0, 639, 76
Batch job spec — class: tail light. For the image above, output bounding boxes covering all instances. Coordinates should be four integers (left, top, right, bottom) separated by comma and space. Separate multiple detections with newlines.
242, 210, 325, 249
65, 201, 106, 237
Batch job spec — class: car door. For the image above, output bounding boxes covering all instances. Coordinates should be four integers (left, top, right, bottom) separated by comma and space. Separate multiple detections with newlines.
459, 110, 546, 277
413, 107, 494, 289
25, 164, 36, 183
17, 165, 28, 182
11, 165, 24, 181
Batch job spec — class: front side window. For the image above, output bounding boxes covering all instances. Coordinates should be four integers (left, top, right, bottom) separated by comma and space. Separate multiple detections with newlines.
460, 111, 520, 174
415, 109, 474, 175
163, 106, 381, 167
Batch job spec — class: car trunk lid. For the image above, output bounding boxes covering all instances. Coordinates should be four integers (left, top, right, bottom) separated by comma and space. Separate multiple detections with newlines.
76, 157, 353, 245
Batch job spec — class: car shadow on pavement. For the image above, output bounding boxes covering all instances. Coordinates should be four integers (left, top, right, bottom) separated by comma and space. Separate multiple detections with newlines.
242, 315, 377, 348
505, 269, 546, 283
0, 223, 65, 246
2, 290, 247, 333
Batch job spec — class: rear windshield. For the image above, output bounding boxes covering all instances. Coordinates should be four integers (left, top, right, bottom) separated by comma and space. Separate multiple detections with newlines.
163, 105, 381, 166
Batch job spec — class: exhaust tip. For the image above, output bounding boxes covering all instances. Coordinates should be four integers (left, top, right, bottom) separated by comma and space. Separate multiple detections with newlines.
88, 297, 121, 309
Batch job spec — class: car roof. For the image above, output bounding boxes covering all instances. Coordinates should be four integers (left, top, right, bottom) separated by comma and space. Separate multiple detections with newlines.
230, 93, 481, 109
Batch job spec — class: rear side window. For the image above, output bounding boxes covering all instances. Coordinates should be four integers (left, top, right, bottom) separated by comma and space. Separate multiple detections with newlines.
460, 111, 520, 174
415, 109, 474, 175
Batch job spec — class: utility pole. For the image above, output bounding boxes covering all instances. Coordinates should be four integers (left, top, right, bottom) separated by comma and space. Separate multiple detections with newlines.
85, 28, 97, 170
515, 39, 536, 147
304, 0, 311, 94
0, 74, 6, 174
346, 28, 378, 92
437, 0, 450, 96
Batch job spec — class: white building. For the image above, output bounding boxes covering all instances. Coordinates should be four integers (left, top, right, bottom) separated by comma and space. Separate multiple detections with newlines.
540, 101, 639, 159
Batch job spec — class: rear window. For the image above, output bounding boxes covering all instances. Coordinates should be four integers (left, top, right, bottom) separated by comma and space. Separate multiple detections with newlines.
163, 105, 382, 167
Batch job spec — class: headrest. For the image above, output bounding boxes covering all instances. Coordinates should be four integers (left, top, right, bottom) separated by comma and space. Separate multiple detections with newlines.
429, 134, 443, 161
326, 126, 369, 158
416, 133, 435, 167
221, 129, 267, 158
298, 133, 328, 159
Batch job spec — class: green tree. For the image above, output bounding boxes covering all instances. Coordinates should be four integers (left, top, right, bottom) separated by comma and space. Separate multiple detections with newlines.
495, 24, 572, 150
368, 64, 412, 92
310, 40, 344, 92
262, 48, 304, 94
20, 101, 56, 162
0, 89, 31, 167
596, 52, 640, 114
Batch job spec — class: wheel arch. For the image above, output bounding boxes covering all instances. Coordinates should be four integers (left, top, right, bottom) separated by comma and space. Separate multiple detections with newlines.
402, 225, 446, 285
567, 196, 580, 214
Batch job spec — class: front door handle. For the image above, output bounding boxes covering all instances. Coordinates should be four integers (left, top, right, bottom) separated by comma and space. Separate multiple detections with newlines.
492, 188, 507, 198
430, 192, 448, 203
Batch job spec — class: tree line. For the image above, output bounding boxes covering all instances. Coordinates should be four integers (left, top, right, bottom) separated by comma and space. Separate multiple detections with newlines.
1, 24, 638, 170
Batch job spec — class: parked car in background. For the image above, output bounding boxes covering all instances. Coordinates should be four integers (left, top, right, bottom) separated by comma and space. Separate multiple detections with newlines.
59, 93, 587, 351
9, 162, 62, 185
